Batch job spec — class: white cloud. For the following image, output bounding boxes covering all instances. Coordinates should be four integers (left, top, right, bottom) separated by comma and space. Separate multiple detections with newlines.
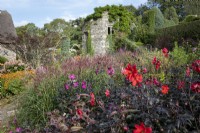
0, 0, 30, 8
14, 20, 29, 27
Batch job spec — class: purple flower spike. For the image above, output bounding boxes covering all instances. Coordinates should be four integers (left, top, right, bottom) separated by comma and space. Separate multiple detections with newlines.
73, 82, 79, 88
107, 67, 115, 76
65, 84, 70, 90
69, 74, 76, 80
82, 81, 87, 89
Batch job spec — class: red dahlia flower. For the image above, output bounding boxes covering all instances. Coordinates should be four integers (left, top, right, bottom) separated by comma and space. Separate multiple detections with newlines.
192, 60, 200, 73
191, 82, 200, 93
122, 63, 143, 86
133, 122, 152, 133
161, 85, 169, 94
162, 48, 169, 57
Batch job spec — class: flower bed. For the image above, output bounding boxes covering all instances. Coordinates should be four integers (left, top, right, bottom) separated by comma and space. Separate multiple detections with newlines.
9, 48, 200, 133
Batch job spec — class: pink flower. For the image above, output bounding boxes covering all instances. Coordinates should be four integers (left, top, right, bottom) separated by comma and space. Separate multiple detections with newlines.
123, 126, 129, 131
162, 48, 169, 57
64, 84, 70, 90
142, 68, 147, 74
73, 82, 79, 88
69, 74, 76, 80
16, 127, 22, 132
105, 89, 110, 97
82, 81, 87, 89
107, 66, 115, 76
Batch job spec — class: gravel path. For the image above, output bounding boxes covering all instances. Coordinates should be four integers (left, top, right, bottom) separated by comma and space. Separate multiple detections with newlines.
0, 96, 18, 127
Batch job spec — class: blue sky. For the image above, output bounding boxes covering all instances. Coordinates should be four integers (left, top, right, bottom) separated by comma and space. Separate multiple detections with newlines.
0, 0, 147, 28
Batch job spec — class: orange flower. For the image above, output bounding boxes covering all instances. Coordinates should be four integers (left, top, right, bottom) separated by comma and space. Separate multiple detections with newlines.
122, 64, 143, 86
161, 85, 169, 94
133, 122, 152, 133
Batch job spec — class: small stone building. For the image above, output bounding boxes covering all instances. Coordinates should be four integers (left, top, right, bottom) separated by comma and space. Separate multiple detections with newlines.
0, 10, 17, 60
82, 12, 114, 55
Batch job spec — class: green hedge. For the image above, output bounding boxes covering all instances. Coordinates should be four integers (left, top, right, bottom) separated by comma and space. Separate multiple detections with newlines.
155, 20, 200, 48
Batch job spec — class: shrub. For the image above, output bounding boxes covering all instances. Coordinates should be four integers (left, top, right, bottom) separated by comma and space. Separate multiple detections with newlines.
183, 15, 200, 23
0, 56, 8, 64
155, 20, 200, 49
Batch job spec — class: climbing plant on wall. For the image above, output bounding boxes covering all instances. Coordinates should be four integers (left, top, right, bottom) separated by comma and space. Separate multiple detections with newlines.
85, 5, 135, 35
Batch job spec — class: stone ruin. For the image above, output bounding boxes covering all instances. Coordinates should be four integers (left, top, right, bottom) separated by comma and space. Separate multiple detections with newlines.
0, 10, 17, 60
82, 12, 114, 55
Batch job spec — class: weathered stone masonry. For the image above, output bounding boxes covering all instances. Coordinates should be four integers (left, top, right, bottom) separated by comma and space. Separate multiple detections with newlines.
83, 12, 114, 55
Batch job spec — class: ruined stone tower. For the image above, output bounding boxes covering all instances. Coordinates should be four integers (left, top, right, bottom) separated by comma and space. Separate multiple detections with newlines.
83, 12, 114, 55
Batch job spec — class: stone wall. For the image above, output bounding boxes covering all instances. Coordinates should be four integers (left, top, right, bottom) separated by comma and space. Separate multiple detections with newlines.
83, 12, 113, 55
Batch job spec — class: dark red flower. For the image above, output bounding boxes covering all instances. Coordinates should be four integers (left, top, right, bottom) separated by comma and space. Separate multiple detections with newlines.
162, 48, 169, 57
76, 109, 83, 118
161, 85, 169, 94
90, 92, 95, 106
192, 60, 200, 73
152, 57, 157, 65
191, 82, 200, 93
152, 57, 161, 70
122, 63, 143, 86
177, 80, 185, 89
133, 122, 152, 133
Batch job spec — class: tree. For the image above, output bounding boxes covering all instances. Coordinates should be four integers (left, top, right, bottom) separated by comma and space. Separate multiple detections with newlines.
14, 23, 60, 67
164, 6, 179, 24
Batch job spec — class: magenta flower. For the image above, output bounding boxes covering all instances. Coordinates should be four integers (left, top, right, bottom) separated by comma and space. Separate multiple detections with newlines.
16, 127, 22, 132
153, 78, 160, 86
69, 74, 76, 80
82, 81, 87, 89
64, 83, 70, 90
73, 82, 79, 87
9, 131, 13, 133
107, 66, 115, 76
